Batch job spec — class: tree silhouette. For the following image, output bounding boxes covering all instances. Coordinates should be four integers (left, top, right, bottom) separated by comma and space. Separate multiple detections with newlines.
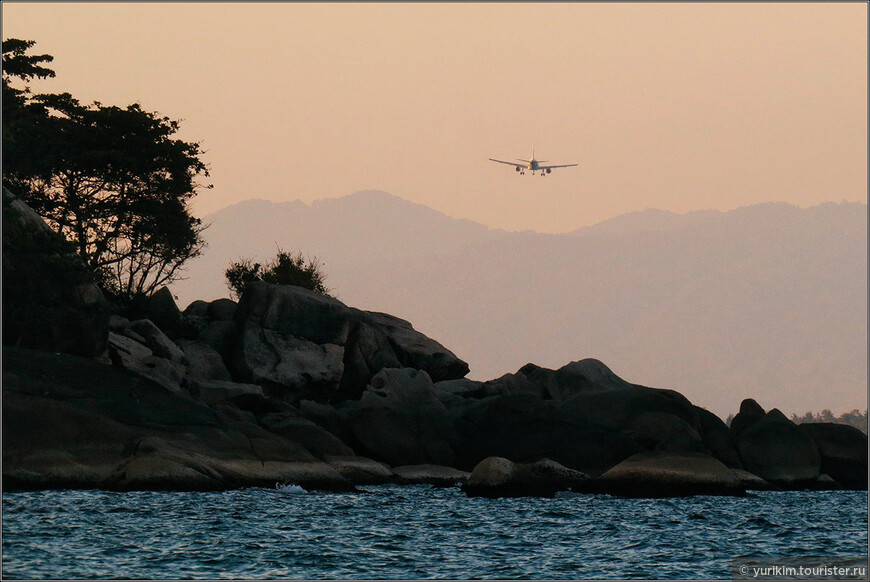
226, 248, 331, 300
2, 39, 210, 300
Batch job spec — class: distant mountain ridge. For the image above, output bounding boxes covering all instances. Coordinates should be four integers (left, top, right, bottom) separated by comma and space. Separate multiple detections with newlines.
170, 192, 867, 418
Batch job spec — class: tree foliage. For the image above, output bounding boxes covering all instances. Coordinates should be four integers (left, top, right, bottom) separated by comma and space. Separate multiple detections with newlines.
790, 409, 868, 434
727, 408, 868, 434
226, 248, 331, 300
2, 39, 210, 300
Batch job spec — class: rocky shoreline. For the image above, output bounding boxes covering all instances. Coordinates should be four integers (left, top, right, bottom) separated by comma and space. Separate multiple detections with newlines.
3, 194, 867, 498
4, 283, 866, 498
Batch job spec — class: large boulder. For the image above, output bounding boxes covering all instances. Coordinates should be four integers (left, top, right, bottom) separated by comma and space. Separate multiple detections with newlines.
231, 283, 350, 403
178, 340, 233, 382
2, 190, 109, 357
258, 411, 355, 458
478, 372, 544, 399
728, 398, 767, 442
235, 282, 351, 345
733, 408, 821, 487
106, 332, 186, 393
141, 287, 183, 334
454, 393, 643, 473
730, 468, 776, 491
207, 298, 238, 321
520, 359, 632, 401
234, 324, 345, 403
110, 435, 353, 492
197, 320, 239, 360
344, 368, 459, 467
337, 317, 404, 400
557, 381, 704, 453
229, 283, 469, 404
461, 457, 587, 498
350, 310, 470, 383
127, 319, 186, 363
583, 451, 746, 498
504, 361, 705, 454
695, 406, 742, 468
2, 346, 354, 492
798, 423, 867, 489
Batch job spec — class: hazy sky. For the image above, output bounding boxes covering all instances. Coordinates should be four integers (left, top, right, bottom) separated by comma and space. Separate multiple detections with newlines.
2, 2, 867, 233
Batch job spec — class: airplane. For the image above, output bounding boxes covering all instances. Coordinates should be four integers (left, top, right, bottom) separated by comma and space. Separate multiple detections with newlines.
489, 149, 578, 175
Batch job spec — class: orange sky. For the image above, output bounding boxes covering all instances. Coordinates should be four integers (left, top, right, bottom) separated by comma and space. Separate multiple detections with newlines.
2, 2, 867, 233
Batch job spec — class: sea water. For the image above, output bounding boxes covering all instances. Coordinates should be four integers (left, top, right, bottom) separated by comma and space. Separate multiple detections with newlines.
2, 486, 867, 579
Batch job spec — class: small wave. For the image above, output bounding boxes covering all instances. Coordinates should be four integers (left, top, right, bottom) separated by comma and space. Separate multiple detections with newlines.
743, 516, 779, 529
275, 483, 307, 494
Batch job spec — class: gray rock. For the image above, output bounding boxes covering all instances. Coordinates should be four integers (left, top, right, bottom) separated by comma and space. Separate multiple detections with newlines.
730, 468, 776, 491
324, 455, 395, 485
338, 318, 404, 399
392, 464, 470, 486
695, 406, 742, 468
351, 310, 469, 382
108, 315, 131, 333
462, 457, 587, 498
2, 190, 109, 358
521, 359, 632, 401
233, 323, 345, 403
584, 451, 746, 497
231, 283, 352, 402
73, 282, 106, 308
107, 332, 186, 393
197, 320, 239, 360
558, 381, 703, 452
6, 193, 54, 234
346, 368, 459, 467
109, 331, 153, 361
236, 282, 351, 346
298, 400, 349, 442
143, 287, 182, 332
455, 393, 643, 474
189, 380, 265, 406
479, 372, 544, 398
729, 398, 767, 443
258, 411, 355, 458
183, 300, 210, 318
810, 473, 844, 490
798, 423, 868, 489
207, 298, 238, 321
178, 340, 232, 382
111, 435, 354, 492
733, 410, 821, 487
128, 319, 186, 364
433, 378, 485, 403
4, 347, 356, 492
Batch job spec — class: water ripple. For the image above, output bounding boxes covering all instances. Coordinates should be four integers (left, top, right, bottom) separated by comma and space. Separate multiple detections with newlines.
2, 487, 867, 579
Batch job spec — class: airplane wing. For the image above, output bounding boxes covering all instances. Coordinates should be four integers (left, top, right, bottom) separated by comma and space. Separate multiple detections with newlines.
489, 158, 524, 168
538, 163, 578, 170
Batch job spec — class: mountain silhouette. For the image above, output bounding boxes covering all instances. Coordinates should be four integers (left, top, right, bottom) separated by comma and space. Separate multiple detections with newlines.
170, 191, 866, 418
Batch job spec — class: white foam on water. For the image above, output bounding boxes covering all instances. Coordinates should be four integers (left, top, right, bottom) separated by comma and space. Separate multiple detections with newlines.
275, 482, 307, 494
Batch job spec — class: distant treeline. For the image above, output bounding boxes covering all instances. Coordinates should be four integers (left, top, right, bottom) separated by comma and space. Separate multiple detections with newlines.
725, 409, 868, 434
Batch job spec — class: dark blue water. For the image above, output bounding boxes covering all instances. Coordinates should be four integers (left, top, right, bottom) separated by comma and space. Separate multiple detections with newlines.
2, 486, 867, 579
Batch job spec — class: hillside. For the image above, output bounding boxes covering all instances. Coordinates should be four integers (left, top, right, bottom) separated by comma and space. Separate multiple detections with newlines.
169, 192, 867, 418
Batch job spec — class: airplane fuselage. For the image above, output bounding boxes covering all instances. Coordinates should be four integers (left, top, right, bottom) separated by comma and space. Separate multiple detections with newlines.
489, 150, 576, 175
